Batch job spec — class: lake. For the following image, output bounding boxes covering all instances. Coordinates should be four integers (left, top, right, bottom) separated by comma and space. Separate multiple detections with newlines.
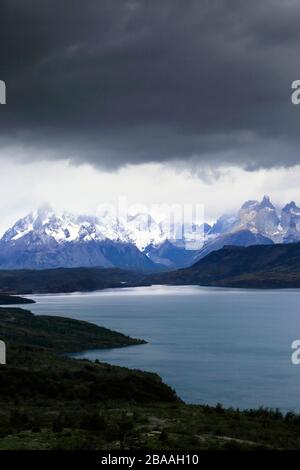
24, 285, 300, 412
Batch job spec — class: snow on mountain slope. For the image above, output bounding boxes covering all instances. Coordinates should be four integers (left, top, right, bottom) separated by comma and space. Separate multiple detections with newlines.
1, 195, 300, 271
1, 205, 207, 250
281, 201, 300, 232
231, 196, 282, 241
210, 214, 237, 235
126, 213, 165, 250
0, 206, 162, 271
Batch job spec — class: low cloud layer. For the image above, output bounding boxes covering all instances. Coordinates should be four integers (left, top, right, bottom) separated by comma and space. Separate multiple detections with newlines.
1, 0, 300, 170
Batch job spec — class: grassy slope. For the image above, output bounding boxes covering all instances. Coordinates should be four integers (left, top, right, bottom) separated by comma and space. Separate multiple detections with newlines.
1, 391, 300, 450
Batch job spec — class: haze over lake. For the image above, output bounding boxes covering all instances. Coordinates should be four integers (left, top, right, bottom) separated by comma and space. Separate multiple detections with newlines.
25, 285, 300, 412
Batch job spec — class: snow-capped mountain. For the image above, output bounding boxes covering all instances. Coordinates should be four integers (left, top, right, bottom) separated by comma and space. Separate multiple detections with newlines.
280, 202, 300, 244
126, 213, 166, 250
1, 195, 300, 271
230, 196, 282, 241
206, 196, 300, 243
210, 214, 237, 235
0, 205, 209, 270
0, 206, 160, 271
229, 196, 300, 243
3, 205, 103, 245
191, 195, 300, 262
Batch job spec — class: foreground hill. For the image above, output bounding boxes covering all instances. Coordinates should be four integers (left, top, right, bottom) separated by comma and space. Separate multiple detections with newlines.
149, 242, 300, 288
0, 306, 176, 404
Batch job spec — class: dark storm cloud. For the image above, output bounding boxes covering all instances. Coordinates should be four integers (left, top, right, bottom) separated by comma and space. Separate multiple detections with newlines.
1, 0, 300, 170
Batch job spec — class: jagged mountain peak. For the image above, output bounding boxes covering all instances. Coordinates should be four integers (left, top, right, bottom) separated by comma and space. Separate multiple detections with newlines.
282, 201, 300, 212
241, 195, 274, 211
241, 199, 259, 210
2, 196, 300, 272
3, 207, 103, 245
0, 206, 211, 271
258, 195, 275, 209
210, 214, 237, 235
281, 200, 300, 238
231, 195, 281, 241
229, 196, 300, 244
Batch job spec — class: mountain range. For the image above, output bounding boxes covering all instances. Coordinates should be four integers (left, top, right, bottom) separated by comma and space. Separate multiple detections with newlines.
0, 195, 300, 271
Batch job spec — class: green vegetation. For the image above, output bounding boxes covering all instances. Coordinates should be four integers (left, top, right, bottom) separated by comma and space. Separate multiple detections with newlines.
0, 307, 145, 351
1, 306, 300, 449
2, 392, 300, 450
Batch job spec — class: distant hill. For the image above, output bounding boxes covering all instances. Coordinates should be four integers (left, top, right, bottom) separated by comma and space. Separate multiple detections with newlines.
2, 242, 300, 294
0, 294, 35, 305
0, 267, 147, 294
149, 242, 300, 288
192, 229, 273, 262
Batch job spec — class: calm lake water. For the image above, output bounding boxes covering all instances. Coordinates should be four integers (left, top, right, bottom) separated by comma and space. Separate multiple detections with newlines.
21, 285, 300, 412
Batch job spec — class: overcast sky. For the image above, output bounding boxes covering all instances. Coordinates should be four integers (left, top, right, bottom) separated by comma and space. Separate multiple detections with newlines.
0, 0, 300, 233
